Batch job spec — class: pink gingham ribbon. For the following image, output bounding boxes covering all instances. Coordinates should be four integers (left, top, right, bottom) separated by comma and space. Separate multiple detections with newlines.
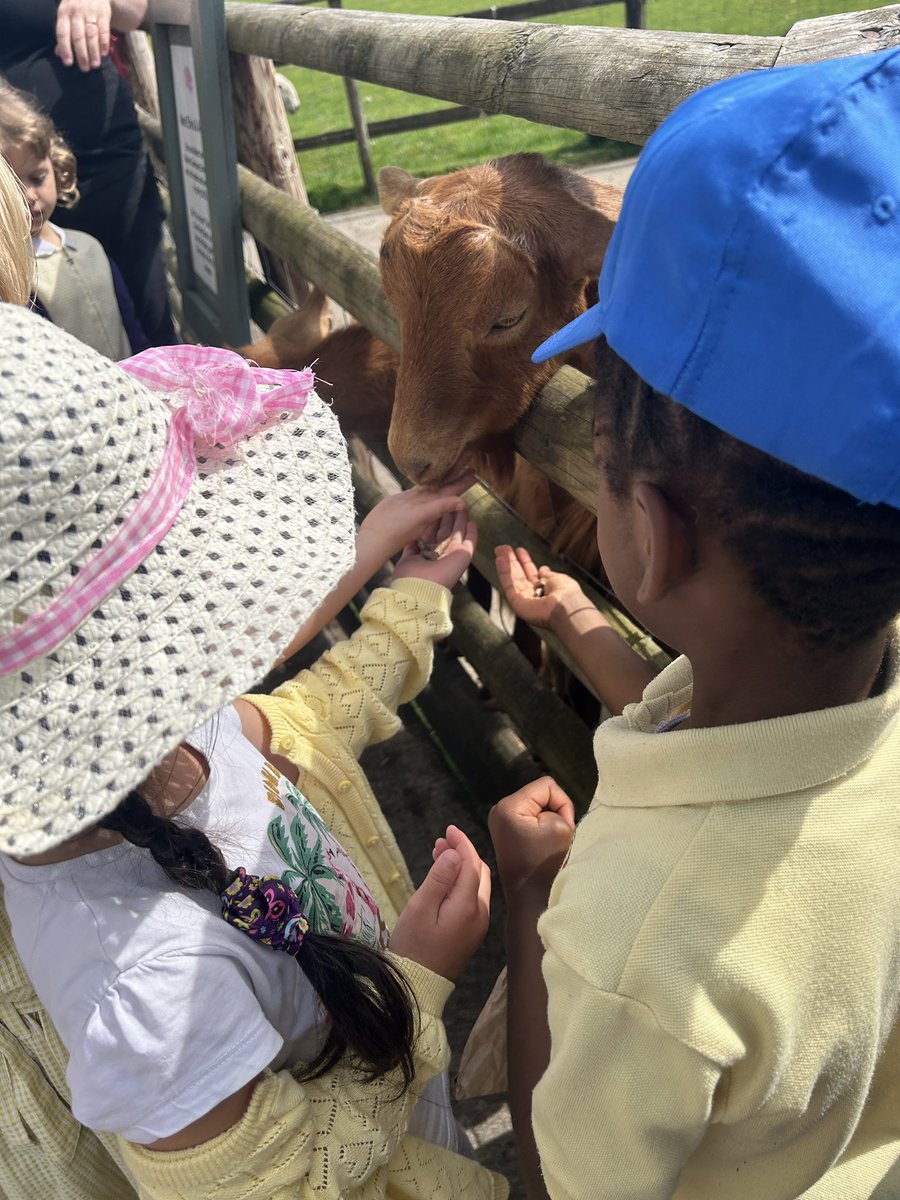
0, 346, 315, 677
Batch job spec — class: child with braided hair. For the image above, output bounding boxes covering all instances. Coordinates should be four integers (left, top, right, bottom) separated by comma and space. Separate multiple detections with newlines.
490, 48, 900, 1200
0, 305, 505, 1200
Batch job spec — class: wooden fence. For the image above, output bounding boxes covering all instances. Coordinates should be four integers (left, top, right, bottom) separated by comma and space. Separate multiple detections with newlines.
140, 1, 900, 809
285, 0, 646, 185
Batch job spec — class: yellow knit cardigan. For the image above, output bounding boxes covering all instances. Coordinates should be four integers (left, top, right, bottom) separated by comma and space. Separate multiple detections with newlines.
0, 579, 506, 1200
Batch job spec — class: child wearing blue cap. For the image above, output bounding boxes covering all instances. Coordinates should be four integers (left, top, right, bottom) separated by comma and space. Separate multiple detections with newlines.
490, 46, 900, 1200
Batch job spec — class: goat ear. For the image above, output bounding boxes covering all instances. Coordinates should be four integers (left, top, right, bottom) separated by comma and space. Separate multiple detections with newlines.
379, 167, 421, 216
546, 170, 622, 282
503, 157, 621, 282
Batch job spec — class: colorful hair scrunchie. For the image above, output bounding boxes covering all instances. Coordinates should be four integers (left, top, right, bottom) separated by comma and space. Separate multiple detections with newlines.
221, 867, 310, 956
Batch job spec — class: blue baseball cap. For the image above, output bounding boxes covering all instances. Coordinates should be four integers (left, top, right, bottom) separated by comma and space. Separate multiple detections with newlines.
534, 48, 900, 509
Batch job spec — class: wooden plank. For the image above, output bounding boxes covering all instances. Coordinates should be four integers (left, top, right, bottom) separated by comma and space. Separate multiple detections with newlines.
229, 51, 314, 304
294, 105, 482, 151
449, 586, 598, 808
776, 3, 900, 64
463, 0, 617, 22
227, 5, 900, 144
512, 364, 598, 516
224, 3, 782, 145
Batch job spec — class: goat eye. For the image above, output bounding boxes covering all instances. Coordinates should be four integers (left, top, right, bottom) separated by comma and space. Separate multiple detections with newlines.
490, 310, 525, 332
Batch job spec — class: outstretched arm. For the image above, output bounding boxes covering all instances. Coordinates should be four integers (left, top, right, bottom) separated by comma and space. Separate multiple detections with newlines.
242, 503, 477, 766
489, 778, 575, 1200
495, 545, 657, 715
276, 480, 474, 665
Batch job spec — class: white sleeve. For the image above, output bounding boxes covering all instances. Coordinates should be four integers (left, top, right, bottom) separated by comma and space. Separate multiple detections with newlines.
67, 947, 284, 1144
534, 953, 722, 1199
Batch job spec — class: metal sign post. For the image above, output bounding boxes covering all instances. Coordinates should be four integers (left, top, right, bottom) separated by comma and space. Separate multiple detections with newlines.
148, 0, 249, 345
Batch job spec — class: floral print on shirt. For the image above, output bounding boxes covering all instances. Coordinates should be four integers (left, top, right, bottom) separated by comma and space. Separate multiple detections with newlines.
264, 767, 388, 950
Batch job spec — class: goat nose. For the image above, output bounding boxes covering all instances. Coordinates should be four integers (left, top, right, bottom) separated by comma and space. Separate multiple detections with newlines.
403, 459, 432, 483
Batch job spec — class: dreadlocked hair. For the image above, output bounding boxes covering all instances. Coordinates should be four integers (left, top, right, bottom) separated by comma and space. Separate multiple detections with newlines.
100, 789, 417, 1089
598, 342, 900, 652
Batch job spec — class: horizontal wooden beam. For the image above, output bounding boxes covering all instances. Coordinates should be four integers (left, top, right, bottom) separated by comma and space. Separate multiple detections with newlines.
293, 104, 482, 152
237, 163, 399, 346
225, 2, 782, 145
225, 4, 900, 144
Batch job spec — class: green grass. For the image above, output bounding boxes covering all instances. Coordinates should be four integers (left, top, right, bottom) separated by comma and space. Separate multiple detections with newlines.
242, 0, 886, 210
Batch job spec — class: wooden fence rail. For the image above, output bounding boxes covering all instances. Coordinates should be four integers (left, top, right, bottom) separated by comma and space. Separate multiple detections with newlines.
225, 3, 900, 146
288, 0, 640, 159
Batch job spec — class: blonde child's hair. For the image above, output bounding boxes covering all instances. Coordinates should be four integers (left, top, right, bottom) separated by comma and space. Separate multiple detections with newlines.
0, 153, 32, 305
0, 81, 79, 208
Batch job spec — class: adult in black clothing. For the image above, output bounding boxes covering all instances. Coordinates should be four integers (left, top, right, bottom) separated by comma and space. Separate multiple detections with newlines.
0, 0, 176, 346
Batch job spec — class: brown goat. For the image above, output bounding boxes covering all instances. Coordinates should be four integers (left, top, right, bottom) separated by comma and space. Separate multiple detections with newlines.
244, 153, 621, 575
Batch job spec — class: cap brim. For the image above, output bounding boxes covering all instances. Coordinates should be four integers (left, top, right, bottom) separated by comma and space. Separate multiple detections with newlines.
531, 302, 605, 364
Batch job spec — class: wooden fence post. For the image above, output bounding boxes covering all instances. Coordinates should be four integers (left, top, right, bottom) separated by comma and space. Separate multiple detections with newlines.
328, 0, 378, 195
624, 0, 646, 29
229, 51, 315, 305
118, 30, 160, 118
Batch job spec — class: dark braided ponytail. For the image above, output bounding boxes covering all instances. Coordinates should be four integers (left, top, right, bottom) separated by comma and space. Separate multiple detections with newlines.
100, 790, 417, 1088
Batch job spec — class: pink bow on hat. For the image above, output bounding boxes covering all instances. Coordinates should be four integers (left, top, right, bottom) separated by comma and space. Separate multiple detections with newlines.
0, 346, 316, 678
122, 345, 315, 448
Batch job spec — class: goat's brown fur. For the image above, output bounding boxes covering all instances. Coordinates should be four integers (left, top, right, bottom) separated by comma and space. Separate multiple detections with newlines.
242, 153, 622, 576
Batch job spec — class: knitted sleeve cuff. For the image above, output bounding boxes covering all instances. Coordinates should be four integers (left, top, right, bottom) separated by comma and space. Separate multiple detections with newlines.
387, 576, 453, 620
387, 953, 455, 1018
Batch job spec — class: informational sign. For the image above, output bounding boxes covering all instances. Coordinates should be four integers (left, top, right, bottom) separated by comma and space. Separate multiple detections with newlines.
148, 0, 249, 345
170, 40, 217, 294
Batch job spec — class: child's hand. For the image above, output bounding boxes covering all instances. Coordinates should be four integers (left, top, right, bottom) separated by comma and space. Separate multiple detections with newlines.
489, 776, 575, 898
358, 478, 475, 565
390, 825, 491, 982
495, 545, 590, 631
392, 505, 477, 591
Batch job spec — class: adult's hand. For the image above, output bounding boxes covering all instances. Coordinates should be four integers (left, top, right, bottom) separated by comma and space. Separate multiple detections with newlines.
55, 0, 147, 71
56, 0, 113, 71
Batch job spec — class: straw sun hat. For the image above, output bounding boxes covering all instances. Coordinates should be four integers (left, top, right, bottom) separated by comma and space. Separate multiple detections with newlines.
0, 304, 356, 856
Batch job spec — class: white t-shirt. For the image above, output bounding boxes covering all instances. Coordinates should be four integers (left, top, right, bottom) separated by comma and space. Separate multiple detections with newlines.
0, 705, 457, 1147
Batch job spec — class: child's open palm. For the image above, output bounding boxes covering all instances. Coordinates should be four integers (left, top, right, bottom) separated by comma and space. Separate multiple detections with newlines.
495, 544, 589, 630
